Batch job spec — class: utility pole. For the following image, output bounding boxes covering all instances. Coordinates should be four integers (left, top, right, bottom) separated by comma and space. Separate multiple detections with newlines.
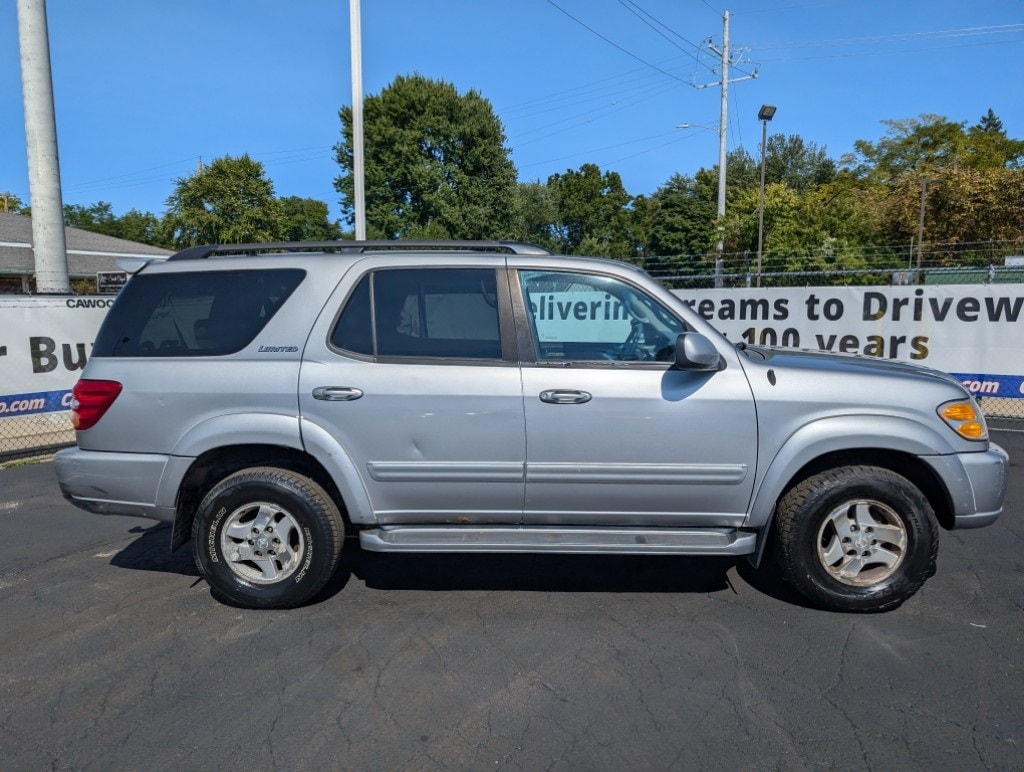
349, 0, 366, 240
916, 178, 939, 272
694, 10, 757, 261
17, 0, 69, 294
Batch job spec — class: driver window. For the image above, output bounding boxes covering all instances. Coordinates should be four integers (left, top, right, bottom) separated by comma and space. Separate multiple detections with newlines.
519, 270, 684, 363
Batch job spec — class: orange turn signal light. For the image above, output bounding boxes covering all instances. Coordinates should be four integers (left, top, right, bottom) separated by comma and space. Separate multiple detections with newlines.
937, 401, 987, 441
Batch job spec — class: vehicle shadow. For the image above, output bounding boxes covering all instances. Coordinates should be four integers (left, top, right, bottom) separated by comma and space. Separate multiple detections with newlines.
320, 537, 738, 599
109, 522, 199, 577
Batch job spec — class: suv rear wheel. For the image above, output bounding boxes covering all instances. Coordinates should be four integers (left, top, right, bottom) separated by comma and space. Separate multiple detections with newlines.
774, 466, 939, 613
192, 467, 344, 608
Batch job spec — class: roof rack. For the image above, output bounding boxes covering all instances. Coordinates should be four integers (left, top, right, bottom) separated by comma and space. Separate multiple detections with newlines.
167, 240, 552, 261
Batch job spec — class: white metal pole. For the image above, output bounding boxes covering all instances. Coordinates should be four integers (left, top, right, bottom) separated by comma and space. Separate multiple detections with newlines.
349, 0, 366, 241
716, 10, 729, 259
16, 0, 69, 293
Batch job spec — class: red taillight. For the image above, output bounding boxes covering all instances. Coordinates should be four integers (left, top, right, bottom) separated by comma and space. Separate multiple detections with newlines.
70, 379, 123, 431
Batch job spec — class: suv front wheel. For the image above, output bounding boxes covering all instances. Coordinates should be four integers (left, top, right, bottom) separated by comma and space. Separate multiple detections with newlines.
774, 466, 939, 613
192, 467, 344, 608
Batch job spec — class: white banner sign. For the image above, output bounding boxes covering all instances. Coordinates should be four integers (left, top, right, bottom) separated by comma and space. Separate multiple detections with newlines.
2, 285, 1023, 419
0, 297, 114, 419
673, 285, 1024, 399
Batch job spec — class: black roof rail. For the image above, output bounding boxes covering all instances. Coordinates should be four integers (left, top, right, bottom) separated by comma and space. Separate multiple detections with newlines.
167, 240, 553, 261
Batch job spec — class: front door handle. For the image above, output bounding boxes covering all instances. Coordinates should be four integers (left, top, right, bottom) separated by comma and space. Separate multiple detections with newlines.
312, 386, 364, 401
539, 389, 592, 405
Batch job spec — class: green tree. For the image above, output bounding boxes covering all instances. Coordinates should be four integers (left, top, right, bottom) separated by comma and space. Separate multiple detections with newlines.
763, 134, 837, 193
648, 173, 716, 257
977, 108, 1004, 134
844, 113, 1024, 180
64, 201, 119, 236
844, 114, 967, 181
117, 209, 167, 246
334, 73, 518, 239
61, 201, 168, 247
884, 168, 1024, 252
547, 163, 633, 258
279, 196, 342, 241
966, 110, 1024, 169
164, 154, 282, 247
1, 191, 26, 213
512, 181, 559, 252
724, 146, 760, 195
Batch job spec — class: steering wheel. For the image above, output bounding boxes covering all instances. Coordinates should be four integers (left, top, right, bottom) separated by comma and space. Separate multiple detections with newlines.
620, 320, 653, 361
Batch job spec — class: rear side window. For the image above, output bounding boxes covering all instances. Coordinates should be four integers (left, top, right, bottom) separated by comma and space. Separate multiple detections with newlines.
331, 268, 502, 360
92, 269, 305, 357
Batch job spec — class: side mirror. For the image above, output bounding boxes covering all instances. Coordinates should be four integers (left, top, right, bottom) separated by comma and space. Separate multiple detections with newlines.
674, 332, 723, 371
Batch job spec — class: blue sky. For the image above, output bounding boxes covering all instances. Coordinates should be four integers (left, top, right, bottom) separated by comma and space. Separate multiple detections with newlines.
2, 0, 1022, 225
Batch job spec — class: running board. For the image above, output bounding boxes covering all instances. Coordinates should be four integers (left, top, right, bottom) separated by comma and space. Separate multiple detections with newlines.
359, 525, 756, 556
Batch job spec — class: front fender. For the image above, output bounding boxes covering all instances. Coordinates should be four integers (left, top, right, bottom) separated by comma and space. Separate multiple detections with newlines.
746, 413, 958, 530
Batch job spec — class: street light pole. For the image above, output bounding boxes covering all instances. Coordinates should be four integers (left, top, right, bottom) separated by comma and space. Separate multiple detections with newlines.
756, 104, 776, 287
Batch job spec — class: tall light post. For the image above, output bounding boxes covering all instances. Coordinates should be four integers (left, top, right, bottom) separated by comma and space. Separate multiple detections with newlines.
349, 0, 366, 240
756, 104, 776, 287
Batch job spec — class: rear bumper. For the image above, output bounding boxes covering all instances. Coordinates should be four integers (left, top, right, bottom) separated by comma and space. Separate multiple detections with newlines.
54, 447, 184, 522
925, 442, 1009, 529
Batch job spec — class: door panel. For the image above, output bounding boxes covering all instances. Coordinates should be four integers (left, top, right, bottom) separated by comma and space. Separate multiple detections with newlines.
515, 268, 757, 526
301, 360, 525, 523
521, 365, 757, 525
300, 264, 526, 524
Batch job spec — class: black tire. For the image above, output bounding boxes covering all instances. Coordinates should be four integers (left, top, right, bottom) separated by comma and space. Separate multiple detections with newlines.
773, 465, 938, 613
192, 467, 344, 609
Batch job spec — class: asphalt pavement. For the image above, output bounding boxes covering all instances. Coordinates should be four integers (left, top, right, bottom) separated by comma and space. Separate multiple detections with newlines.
1, 432, 1021, 770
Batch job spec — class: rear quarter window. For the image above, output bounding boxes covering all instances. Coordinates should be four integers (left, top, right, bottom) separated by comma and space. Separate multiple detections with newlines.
92, 269, 305, 357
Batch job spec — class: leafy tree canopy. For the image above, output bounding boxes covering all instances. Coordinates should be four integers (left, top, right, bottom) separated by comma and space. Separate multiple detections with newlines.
649, 173, 716, 257
843, 113, 1024, 181
763, 134, 837, 192
512, 181, 559, 252
164, 154, 282, 247
2, 191, 26, 213
335, 73, 519, 239
279, 196, 342, 241
64, 201, 120, 237
547, 163, 634, 258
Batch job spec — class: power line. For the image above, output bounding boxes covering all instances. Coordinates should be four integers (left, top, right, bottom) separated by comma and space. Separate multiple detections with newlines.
753, 35, 1023, 63
616, 0, 705, 64
748, 23, 1024, 51
545, 0, 691, 83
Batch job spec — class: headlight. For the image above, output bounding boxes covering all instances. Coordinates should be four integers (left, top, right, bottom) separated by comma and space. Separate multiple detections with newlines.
938, 400, 988, 441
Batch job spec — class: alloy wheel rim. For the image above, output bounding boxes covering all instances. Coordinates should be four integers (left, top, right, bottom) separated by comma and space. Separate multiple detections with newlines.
816, 499, 908, 587
219, 501, 305, 584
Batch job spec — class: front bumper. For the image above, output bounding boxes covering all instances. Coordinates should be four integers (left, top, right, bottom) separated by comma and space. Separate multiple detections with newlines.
54, 447, 188, 522
924, 442, 1009, 529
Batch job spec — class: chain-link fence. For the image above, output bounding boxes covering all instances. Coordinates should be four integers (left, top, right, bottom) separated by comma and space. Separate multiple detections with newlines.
642, 240, 1024, 289
0, 413, 74, 463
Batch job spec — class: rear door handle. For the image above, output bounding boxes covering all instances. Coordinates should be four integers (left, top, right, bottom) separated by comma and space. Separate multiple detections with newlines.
313, 386, 364, 401
539, 389, 592, 405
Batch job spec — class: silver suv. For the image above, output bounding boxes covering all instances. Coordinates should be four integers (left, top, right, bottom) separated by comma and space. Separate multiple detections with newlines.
55, 241, 1009, 612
